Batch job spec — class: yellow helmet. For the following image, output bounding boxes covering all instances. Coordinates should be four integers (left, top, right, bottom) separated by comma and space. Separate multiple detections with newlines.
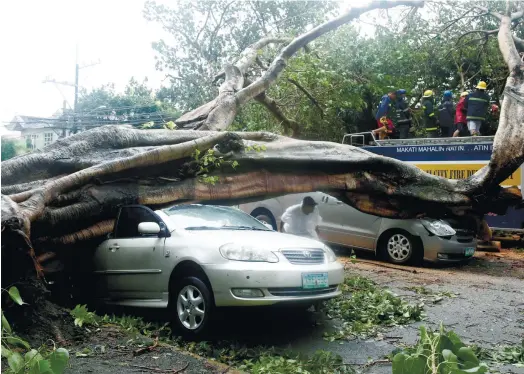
460, 91, 469, 97
423, 90, 434, 98
476, 81, 487, 90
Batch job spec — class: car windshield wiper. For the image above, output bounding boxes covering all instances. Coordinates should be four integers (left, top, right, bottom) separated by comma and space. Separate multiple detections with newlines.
219, 225, 269, 231
184, 226, 222, 230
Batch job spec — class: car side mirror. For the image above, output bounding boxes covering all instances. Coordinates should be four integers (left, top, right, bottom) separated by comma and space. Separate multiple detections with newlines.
138, 222, 161, 235
263, 223, 273, 230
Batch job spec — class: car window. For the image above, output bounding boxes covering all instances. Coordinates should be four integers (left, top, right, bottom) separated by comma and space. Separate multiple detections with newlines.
115, 206, 160, 238
162, 205, 270, 231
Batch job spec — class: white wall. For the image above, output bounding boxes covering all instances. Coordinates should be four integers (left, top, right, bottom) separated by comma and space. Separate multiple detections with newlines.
22, 128, 60, 150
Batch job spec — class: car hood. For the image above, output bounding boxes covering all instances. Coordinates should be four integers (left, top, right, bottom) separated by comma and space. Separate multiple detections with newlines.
176, 229, 324, 250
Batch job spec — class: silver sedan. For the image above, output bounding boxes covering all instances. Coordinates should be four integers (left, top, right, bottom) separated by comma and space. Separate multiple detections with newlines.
93, 204, 344, 338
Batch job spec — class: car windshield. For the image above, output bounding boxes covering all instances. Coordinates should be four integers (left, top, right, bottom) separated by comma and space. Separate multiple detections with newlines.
161, 205, 271, 231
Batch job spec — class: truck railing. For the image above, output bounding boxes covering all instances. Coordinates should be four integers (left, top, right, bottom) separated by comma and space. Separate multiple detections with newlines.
342, 132, 495, 147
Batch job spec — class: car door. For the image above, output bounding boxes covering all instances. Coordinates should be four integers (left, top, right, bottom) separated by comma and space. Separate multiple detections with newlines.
94, 206, 167, 301
316, 193, 381, 250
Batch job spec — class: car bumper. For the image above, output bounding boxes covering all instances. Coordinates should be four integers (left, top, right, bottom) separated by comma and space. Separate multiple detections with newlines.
420, 233, 477, 262
203, 260, 344, 307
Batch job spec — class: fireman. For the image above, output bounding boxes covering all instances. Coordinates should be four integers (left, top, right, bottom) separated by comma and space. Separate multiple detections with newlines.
437, 90, 454, 137
422, 90, 438, 138
464, 81, 490, 136
396, 89, 412, 139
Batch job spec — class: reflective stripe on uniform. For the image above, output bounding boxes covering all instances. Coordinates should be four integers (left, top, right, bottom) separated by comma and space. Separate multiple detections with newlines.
426, 127, 438, 131
429, 113, 435, 117
466, 116, 485, 120
469, 97, 489, 103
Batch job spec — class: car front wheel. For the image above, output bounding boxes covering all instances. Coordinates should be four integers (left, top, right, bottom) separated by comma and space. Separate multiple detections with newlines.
381, 231, 420, 265
170, 276, 212, 340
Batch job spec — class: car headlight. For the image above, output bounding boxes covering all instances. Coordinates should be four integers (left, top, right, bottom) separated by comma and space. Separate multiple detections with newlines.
219, 243, 279, 263
420, 219, 456, 237
324, 245, 337, 263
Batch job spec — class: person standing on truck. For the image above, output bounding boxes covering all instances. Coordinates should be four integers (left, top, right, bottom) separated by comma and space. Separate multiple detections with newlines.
373, 90, 397, 140
464, 81, 490, 136
453, 91, 469, 137
395, 89, 412, 139
422, 90, 438, 138
280, 196, 322, 239
438, 90, 454, 137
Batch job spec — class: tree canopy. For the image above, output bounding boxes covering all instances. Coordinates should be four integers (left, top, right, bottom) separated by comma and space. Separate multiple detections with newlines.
144, 0, 521, 139
74, 77, 181, 129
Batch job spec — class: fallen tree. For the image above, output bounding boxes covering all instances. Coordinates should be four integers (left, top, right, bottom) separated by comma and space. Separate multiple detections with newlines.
1, 1, 523, 341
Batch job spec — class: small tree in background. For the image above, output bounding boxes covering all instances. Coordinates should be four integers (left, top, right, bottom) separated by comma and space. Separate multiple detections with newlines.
1, 138, 27, 161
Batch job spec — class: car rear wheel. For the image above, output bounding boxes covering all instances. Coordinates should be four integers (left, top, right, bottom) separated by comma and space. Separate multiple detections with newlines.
381, 231, 420, 265
170, 276, 212, 340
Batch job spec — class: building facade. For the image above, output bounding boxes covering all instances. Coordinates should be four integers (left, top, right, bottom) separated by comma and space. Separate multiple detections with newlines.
5, 116, 72, 150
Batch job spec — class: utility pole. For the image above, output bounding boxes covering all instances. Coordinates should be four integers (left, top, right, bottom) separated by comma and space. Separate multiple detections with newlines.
43, 45, 100, 135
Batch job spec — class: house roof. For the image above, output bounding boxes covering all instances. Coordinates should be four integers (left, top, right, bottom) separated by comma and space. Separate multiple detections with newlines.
7, 115, 61, 131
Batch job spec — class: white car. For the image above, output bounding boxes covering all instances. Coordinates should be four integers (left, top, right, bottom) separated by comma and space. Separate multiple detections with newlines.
93, 204, 344, 338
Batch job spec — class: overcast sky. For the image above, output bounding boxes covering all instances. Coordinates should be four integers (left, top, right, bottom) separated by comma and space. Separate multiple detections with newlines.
0, 0, 169, 124
0, 0, 381, 126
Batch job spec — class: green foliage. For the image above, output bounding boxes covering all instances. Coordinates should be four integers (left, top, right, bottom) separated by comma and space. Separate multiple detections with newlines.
71, 304, 358, 372
75, 77, 181, 129
474, 340, 524, 368
191, 148, 239, 185
323, 276, 424, 340
70, 304, 99, 327
145, 0, 337, 111
392, 326, 488, 374
1, 139, 27, 161
241, 350, 355, 374
2, 288, 70, 374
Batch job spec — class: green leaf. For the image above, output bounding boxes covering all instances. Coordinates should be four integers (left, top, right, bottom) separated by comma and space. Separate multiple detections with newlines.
2, 310, 12, 333
8, 351, 24, 373
4, 336, 31, 350
457, 347, 480, 368
25, 349, 44, 363
1, 345, 13, 358
48, 348, 69, 373
29, 359, 53, 374
8, 287, 26, 306
392, 353, 427, 374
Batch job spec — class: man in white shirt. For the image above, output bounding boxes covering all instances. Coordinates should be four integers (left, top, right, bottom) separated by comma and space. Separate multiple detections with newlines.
280, 196, 322, 239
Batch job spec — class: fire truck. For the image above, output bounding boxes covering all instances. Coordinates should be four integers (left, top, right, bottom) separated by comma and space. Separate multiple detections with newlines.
343, 133, 523, 230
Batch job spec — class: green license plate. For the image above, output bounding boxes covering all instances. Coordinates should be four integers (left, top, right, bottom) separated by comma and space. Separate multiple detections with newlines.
302, 273, 329, 289
464, 247, 475, 257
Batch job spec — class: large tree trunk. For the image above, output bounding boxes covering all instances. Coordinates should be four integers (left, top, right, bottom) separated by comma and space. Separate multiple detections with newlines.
1, 127, 521, 262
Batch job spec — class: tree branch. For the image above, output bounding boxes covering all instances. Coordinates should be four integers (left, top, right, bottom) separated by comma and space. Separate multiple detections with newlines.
195, 8, 212, 43
498, 15, 522, 71
457, 28, 499, 43
513, 35, 524, 52
235, 0, 423, 105
254, 92, 301, 137
207, 0, 236, 59
212, 37, 292, 83
511, 8, 524, 21
474, 5, 503, 21
286, 78, 324, 117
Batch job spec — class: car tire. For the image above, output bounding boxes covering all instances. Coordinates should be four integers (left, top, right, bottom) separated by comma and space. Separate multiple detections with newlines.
251, 208, 277, 230
380, 231, 421, 265
169, 276, 213, 340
